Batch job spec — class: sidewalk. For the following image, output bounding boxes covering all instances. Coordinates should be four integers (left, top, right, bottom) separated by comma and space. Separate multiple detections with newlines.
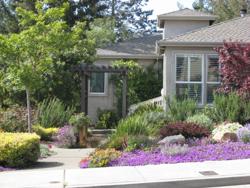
1, 159, 250, 188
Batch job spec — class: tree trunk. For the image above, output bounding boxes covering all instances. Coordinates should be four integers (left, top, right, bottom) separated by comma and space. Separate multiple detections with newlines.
26, 87, 32, 133
79, 126, 87, 148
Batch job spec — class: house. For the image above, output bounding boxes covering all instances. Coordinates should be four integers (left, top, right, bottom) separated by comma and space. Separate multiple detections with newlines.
88, 8, 250, 121
88, 34, 163, 121
157, 8, 250, 109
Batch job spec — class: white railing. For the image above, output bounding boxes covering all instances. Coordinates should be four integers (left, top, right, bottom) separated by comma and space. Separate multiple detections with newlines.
128, 96, 164, 115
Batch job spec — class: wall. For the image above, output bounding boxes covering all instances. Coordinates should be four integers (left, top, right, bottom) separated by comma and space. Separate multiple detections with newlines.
88, 58, 162, 122
163, 20, 210, 39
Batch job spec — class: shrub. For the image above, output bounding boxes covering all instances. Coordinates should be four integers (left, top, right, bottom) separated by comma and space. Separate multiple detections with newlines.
0, 106, 29, 132
237, 126, 250, 143
124, 136, 153, 152
33, 125, 58, 141
80, 149, 122, 168
96, 109, 119, 129
37, 98, 75, 128
40, 144, 55, 158
204, 93, 250, 124
130, 103, 163, 116
166, 97, 197, 121
54, 125, 77, 148
69, 113, 91, 129
160, 144, 189, 156
0, 133, 40, 168
212, 122, 243, 141
186, 114, 213, 130
160, 122, 210, 139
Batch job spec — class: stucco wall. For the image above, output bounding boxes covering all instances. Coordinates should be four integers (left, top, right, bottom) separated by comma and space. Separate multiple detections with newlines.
163, 20, 210, 39
163, 46, 218, 109
88, 58, 162, 122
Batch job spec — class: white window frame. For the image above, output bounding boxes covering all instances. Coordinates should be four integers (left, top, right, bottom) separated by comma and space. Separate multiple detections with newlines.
206, 54, 220, 104
175, 54, 205, 105
88, 72, 108, 96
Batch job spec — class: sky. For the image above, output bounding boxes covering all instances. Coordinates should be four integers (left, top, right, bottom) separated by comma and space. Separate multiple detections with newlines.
146, 0, 195, 19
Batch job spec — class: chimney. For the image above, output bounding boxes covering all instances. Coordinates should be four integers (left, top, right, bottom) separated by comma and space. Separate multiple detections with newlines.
240, 9, 247, 17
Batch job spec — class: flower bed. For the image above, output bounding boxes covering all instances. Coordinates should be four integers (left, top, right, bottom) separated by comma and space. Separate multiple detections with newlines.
108, 142, 250, 167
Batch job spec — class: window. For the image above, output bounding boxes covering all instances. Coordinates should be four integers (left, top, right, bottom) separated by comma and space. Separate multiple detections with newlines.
175, 54, 219, 104
90, 72, 106, 94
207, 55, 220, 103
176, 55, 203, 103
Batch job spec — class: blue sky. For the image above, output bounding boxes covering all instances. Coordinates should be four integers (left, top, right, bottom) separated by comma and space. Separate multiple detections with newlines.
146, 0, 194, 19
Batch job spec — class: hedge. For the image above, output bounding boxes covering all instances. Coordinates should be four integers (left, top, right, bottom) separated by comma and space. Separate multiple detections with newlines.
33, 125, 58, 141
0, 133, 40, 168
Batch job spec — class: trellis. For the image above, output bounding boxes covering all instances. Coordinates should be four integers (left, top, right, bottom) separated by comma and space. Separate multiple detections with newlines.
72, 63, 128, 118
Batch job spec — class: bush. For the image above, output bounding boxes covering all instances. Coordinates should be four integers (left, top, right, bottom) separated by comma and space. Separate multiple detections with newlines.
130, 103, 163, 116
160, 122, 210, 139
0, 133, 40, 168
0, 106, 29, 132
80, 149, 122, 168
237, 127, 250, 143
33, 125, 58, 141
204, 93, 250, 124
212, 122, 243, 141
37, 98, 75, 128
166, 97, 197, 121
186, 114, 213, 130
124, 136, 153, 152
69, 113, 91, 129
54, 125, 77, 148
96, 109, 119, 129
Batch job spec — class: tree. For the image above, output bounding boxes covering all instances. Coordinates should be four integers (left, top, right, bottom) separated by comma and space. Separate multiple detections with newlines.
215, 42, 250, 98
192, 0, 250, 22
0, 1, 96, 132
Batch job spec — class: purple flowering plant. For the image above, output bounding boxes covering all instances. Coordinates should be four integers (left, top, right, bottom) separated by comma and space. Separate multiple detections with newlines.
54, 125, 77, 148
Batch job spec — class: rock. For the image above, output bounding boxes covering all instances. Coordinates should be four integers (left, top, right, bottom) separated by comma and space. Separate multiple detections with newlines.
221, 132, 238, 142
158, 134, 185, 146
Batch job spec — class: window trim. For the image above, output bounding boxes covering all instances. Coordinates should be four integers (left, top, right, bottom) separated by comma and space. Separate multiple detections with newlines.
175, 54, 204, 105
88, 72, 108, 96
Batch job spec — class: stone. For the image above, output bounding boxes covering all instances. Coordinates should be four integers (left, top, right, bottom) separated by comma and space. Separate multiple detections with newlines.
158, 134, 185, 146
221, 132, 238, 142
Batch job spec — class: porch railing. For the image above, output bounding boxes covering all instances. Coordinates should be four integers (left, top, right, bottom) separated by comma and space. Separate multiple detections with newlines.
128, 96, 164, 115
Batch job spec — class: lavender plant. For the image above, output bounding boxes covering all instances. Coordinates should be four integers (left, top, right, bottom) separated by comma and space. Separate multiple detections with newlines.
237, 124, 250, 143
54, 125, 76, 148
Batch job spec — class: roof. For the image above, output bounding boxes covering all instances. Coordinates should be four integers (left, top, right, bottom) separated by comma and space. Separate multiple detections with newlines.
158, 15, 250, 47
158, 8, 217, 28
97, 34, 162, 59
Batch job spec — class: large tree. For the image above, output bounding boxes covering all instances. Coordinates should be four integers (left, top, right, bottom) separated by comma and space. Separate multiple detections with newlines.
0, 1, 96, 131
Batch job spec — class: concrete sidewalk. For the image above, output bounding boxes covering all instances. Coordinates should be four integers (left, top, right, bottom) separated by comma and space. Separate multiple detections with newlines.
1, 159, 250, 188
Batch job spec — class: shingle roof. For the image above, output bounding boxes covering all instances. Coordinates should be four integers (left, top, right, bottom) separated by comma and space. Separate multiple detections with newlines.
158, 8, 217, 28
97, 34, 162, 59
158, 8, 215, 18
158, 15, 250, 46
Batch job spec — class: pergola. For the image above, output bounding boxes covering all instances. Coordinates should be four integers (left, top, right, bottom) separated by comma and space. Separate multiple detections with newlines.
72, 63, 128, 118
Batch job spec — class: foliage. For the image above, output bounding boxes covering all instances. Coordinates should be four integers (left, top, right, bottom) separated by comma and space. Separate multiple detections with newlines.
37, 98, 75, 128
166, 97, 197, 121
112, 60, 162, 117
186, 113, 213, 130
212, 122, 243, 141
106, 111, 169, 149
54, 125, 77, 148
131, 103, 163, 116
160, 122, 210, 139
33, 125, 58, 141
0, 133, 40, 168
69, 113, 91, 129
160, 144, 189, 156
80, 149, 122, 168
216, 42, 250, 98
124, 136, 153, 152
203, 93, 250, 124
237, 127, 250, 143
40, 144, 56, 158
96, 109, 119, 129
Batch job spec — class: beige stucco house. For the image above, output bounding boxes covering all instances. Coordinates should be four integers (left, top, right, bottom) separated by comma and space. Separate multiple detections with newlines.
88, 8, 250, 121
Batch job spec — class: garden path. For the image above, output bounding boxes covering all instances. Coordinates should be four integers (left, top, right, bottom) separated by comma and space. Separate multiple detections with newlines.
28, 146, 94, 171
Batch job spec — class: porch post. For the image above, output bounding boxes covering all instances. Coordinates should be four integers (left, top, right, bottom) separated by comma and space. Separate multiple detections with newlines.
80, 72, 89, 115
122, 72, 128, 118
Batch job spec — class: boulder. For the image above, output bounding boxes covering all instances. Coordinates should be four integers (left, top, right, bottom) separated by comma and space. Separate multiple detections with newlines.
221, 132, 238, 142
158, 134, 185, 146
